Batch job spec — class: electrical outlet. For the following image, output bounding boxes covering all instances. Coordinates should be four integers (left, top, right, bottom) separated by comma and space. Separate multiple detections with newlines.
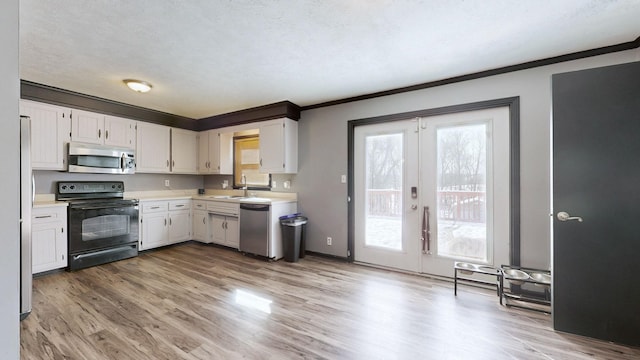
164, 179, 170, 187
327, 237, 332, 246
284, 180, 291, 189
341, 175, 347, 183
272, 180, 277, 188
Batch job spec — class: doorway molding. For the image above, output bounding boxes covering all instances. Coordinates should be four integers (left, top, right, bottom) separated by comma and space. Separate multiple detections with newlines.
347, 96, 521, 266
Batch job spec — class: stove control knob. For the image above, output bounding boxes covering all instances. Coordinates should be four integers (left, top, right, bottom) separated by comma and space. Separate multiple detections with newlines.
112, 185, 116, 189
61, 185, 67, 190
70, 185, 75, 190
117, 184, 122, 189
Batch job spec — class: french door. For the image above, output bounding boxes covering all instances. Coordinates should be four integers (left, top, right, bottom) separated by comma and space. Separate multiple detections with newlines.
419, 107, 510, 277
353, 120, 421, 272
354, 107, 510, 277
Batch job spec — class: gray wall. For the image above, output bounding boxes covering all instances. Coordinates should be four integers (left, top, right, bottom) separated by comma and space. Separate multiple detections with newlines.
1, 0, 20, 358
35, 171, 203, 194
36, 172, 299, 195
296, 49, 640, 269
204, 174, 298, 193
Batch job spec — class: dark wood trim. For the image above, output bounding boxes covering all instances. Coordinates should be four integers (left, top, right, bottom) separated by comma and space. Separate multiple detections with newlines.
306, 36, 640, 111
21, 80, 197, 130
197, 101, 301, 131
347, 122, 355, 261
347, 97, 521, 266
509, 98, 521, 266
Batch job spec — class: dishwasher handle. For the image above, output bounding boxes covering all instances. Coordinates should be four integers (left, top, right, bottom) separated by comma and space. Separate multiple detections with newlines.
240, 203, 270, 211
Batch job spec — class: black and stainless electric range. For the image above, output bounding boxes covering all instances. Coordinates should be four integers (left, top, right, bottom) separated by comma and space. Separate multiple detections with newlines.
56, 181, 139, 271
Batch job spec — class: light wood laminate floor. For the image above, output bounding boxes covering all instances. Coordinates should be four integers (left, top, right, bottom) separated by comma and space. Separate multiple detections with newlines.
21, 242, 640, 359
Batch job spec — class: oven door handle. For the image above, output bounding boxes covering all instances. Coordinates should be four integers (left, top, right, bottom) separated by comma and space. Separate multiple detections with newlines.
71, 204, 138, 211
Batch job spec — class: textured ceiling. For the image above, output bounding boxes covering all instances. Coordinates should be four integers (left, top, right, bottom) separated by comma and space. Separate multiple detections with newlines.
19, 0, 640, 119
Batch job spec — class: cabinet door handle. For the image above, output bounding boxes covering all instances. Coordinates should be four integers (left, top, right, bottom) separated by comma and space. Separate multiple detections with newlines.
166, 160, 170, 167
260, 158, 262, 166
175, 204, 184, 208
202, 218, 206, 224
169, 217, 172, 226
172, 160, 175, 168
35, 215, 52, 219
150, 206, 160, 209
164, 218, 167, 226
98, 129, 102, 138
105, 130, 109, 139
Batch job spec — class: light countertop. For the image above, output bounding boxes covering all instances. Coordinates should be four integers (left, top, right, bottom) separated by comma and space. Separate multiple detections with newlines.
34, 189, 297, 207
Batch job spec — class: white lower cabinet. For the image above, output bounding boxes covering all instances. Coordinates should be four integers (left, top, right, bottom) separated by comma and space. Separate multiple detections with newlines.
210, 214, 239, 248
140, 199, 191, 250
192, 201, 209, 242
168, 201, 191, 244
207, 201, 239, 249
32, 206, 67, 274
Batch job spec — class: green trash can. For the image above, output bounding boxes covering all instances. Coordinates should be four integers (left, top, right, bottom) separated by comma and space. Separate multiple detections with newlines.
280, 215, 308, 262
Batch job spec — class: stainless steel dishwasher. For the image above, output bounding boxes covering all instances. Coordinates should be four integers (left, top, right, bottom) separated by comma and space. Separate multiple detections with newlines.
239, 203, 270, 257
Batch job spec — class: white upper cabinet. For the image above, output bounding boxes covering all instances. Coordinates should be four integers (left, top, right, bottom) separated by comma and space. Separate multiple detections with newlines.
71, 109, 103, 145
198, 130, 232, 174
259, 118, 298, 173
197, 130, 214, 173
20, 100, 71, 170
171, 128, 198, 174
219, 132, 234, 174
71, 110, 135, 148
136, 122, 171, 173
104, 115, 136, 148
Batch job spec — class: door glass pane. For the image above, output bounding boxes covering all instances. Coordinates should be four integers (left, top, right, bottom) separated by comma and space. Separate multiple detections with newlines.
365, 133, 403, 250
436, 123, 488, 261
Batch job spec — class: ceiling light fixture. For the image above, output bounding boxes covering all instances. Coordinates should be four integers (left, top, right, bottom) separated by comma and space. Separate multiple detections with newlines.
123, 79, 152, 93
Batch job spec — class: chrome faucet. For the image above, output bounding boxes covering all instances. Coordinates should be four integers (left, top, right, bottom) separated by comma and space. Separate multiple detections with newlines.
241, 174, 248, 197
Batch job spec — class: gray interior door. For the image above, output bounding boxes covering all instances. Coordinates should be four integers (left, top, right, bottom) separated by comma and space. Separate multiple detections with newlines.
552, 61, 640, 347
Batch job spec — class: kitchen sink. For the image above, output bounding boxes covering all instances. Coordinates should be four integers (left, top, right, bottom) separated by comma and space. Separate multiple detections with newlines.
208, 195, 272, 202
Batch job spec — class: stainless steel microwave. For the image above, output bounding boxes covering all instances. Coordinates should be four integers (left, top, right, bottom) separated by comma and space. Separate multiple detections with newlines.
68, 142, 136, 174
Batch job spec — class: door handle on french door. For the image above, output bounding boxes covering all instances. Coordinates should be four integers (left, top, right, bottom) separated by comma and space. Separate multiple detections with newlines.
557, 211, 583, 222
421, 206, 432, 254
411, 204, 418, 210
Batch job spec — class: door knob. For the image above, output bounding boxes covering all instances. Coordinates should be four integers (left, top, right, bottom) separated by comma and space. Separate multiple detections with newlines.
557, 211, 583, 222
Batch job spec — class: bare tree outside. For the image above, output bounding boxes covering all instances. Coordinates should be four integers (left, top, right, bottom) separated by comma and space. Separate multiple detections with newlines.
363, 123, 489, 258
365, 133, 403, 250
436, 123, 488, 261
367, 133, 402, 190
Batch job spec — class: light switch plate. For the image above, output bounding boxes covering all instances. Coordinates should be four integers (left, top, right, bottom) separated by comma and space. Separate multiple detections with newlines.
341, 175, 347, 183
